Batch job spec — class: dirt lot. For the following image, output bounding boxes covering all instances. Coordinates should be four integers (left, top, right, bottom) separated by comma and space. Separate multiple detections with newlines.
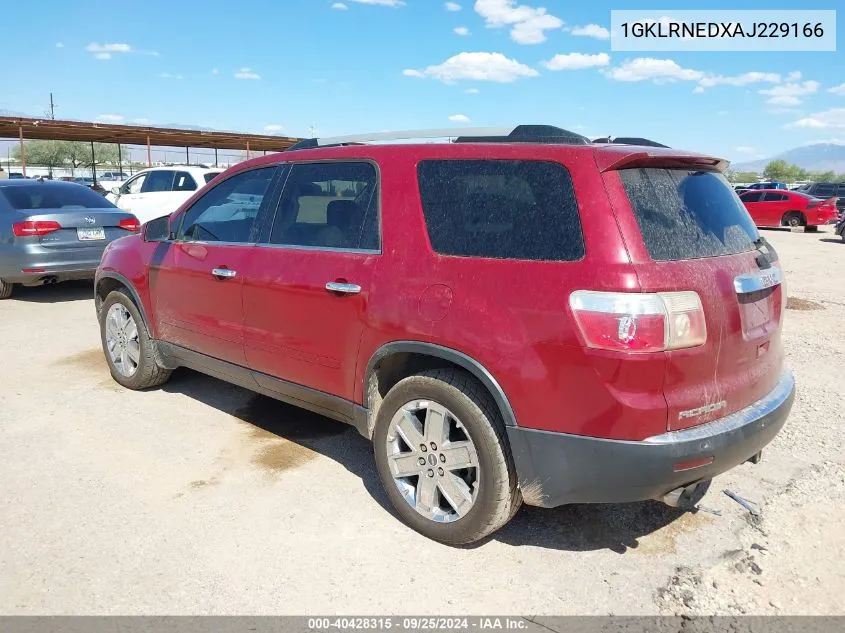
1, 227, 843, 615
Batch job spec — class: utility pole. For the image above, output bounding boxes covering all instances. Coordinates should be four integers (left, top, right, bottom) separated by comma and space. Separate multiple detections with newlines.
49, 93, 56, 119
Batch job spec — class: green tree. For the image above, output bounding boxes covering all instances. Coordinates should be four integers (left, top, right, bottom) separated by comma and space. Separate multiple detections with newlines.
11, 140, 68, 176
809, 170, 836, 183
730, 170, 760, 183
762, 159, 792, 182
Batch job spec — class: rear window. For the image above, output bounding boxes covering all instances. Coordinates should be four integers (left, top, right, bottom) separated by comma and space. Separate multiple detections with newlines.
417, 159, 584, 261
0, 184, 115, 210
619, 168, 758, 261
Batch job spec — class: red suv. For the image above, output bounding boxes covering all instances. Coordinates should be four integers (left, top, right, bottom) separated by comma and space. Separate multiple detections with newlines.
739, 189, 838, 231
95, 126, 794, 545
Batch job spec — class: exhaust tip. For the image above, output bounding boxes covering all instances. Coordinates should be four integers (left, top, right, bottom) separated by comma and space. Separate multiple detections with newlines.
661, 479, 712, 509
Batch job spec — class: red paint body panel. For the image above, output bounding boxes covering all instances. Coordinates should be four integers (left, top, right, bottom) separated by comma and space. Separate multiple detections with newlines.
98, 141, 786, 443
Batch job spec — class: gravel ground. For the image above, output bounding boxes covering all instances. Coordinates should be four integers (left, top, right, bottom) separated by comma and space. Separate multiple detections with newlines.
0, 227, 842, 615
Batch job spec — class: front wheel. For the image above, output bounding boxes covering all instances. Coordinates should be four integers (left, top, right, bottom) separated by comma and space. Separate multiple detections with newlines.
0, 279, 12, 300
99, 289, 172, 390
373, 369, 520, 545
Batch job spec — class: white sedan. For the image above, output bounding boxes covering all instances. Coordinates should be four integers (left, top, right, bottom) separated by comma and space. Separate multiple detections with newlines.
105, 166, 222, 224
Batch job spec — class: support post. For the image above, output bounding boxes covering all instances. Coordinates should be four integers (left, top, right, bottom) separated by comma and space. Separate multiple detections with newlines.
118, 144, 123, 175
146, 135, 152, 167
214, 148, 218, 167
246, 140, 250, 161
185, 146, 189, 164
90, 141, 97, 185
18, 126, 26, 177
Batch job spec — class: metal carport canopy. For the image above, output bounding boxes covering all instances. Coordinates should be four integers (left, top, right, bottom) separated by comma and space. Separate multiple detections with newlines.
0, 116, 302, 152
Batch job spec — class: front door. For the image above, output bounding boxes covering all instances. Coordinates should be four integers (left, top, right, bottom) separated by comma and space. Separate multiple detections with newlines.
242, 160, 381, 400
150, 166, 279, 366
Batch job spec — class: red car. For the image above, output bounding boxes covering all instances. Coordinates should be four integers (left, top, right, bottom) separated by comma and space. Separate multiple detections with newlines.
739, 189, 838, 231
94, 126, 794, 545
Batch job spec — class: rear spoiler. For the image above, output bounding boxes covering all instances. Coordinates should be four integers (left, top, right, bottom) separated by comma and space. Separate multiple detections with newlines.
596, 150, 729, 174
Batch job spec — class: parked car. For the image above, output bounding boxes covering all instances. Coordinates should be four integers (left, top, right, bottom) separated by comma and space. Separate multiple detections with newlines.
0, 180, 140, 299
98, 171, 130, 190
793, 182, 845, 216
745, 181, 788, 191
739, 189, 838, 231
105, 166, 222, 224
835, 214, 845, 242
94, 125, 794, 545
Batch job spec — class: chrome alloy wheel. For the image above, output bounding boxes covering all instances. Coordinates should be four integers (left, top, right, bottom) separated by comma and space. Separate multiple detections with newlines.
105, 303, 140, 377
385, 400, 480, 523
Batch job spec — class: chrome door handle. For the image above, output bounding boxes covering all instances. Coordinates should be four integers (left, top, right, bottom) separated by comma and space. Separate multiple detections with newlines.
325, 282, 361, 295
212, 268, 237, 279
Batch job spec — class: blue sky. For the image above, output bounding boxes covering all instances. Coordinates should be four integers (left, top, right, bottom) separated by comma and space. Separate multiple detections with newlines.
1, 0, 844, 162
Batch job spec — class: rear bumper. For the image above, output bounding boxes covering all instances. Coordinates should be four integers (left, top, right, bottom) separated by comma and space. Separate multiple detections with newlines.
0, 244, 108, 283
507, 369, 795, 508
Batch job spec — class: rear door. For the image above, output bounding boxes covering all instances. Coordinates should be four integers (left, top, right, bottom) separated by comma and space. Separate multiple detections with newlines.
739, 191, 764, 225
241, 160, 380, 400
760, 191, 789, 226
150, 166, 278, 366
607, 166, 784, 431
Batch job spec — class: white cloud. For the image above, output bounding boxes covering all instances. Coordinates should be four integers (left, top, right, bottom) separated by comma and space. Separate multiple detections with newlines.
348, 0, 404, 5
132, 118, 153, 125
464, 87, 480, 94
331, 2, 348, 9
55, 42, 64, 48
542, 52, 609, 71
569, 24, 609, 39
759, 80, 819, 106
449, 114, 471, 122
786, 108, 845, 129
474, 0, 563, 45
828, 82, 845, 96
235, 67, 261, 80
264, 124, 285, 132
212, 68, 219, 75
94, 53, 111, 60
87, 42, 132, 53
97, 114, 124, 122
403, 51, 538, 83
692, 86, 705, 93
159, 72, 184, 80
454, 26, 470, 35
604, 58, 703, 83
697, 71, 780, 89
786, 71, 801, 82
735, 146, 756, 153
445, 1, 461, 9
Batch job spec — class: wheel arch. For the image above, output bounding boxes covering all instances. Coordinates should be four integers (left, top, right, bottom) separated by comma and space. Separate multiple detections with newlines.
95, 272, 152, 336
363, 341, 518, 435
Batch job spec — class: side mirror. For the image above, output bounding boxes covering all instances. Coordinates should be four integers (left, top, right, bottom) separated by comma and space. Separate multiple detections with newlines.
111, 187, 120, 196
144, 215, 170, 242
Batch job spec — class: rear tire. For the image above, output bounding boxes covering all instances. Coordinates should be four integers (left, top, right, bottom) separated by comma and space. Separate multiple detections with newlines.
782, 211, 806, 229
373, 368, 520, 545
0, 279, 12, 299
99, 289, 172, 390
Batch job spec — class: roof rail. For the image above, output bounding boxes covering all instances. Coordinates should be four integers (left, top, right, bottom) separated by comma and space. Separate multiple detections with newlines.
592, 136, 670, 148
285, 125, 590, 151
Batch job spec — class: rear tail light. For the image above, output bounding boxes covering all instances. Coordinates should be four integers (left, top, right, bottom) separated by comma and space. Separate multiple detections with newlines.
12, 220, 62, 237
118, 217, 141, 232
569, 290, 707, 353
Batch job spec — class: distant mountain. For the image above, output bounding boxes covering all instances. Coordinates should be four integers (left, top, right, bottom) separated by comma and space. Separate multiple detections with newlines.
733, 143, 845, 173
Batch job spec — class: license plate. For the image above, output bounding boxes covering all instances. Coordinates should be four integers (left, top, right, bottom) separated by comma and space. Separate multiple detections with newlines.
740, 292, 774, 333
77, 228, 105, 241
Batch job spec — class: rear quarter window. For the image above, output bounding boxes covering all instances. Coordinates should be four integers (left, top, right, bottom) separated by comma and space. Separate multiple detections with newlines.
417, 159, 584, 261
619, 168, 758, 261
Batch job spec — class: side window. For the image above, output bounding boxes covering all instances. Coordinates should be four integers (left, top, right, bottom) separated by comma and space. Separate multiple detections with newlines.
173, 171, 198, 192
141, 171, 175, 193
762, 192, 787, 201
269, 161, 379, 250
204, 172, 222, 184
417, 159, 584, 261
740, 191, 763, 203
123, 173, 147, 194
176, 167, 277, 243
813, 184, 836, 197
